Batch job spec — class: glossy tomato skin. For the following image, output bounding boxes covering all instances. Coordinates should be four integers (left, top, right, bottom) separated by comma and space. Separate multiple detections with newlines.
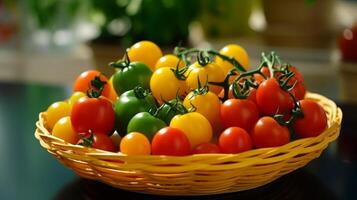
73, 70, 110, 98
114, 89, 157, 135
170, 112, 213, 149
293, 100, 328, 138
219, 127, 252, 154
155, 54, 184, 70
256, 79, 294, 116
150, 67, 188, 104
52, 116, 79, 144
186, 62, 225, 95
112, 62, 152, 95
92, 133, 117, 152
127, 112, 166, 140
183, 91, 222, 133
220, 99, 260, 132
120, 132, 151, 155
71, 96, 115, 135
215, 44, 250, 75
251, 116, 290, 148
128, 41, 163, 71
192, 143, 221, 154
46, 101, 71, 131
151, 127, 191, 156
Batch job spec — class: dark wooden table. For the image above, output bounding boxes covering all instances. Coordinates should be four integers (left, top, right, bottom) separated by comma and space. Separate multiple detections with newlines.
0, 81, 356, 200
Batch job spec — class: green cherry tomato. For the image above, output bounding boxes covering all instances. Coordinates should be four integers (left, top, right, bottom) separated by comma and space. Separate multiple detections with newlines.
114, 87, 157, 135
111, 58, 152, 95
127, 112, 166, 140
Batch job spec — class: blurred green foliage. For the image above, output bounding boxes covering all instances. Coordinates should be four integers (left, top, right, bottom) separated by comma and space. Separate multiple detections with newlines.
90, 0, 199, 46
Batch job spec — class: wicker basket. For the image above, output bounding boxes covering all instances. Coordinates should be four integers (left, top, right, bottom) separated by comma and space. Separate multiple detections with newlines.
35, 92, 342, 196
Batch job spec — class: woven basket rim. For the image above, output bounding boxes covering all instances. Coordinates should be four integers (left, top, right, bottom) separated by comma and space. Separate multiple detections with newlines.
35, 92, 342, 165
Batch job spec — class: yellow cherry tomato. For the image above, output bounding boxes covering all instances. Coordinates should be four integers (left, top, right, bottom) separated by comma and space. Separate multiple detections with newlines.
150, 67, 189, 104
170, 112, 212, 148
183, 90, 223, 133
128, 40, 163, 71
108, 76, 119, 103
215, 44, 250, 76
155, 54, 184, 70
120, 132, 151, 155
52, 116, 79, 144
186, 62, 225, 95
68, 91, 86, 107
46, 101, 71, 130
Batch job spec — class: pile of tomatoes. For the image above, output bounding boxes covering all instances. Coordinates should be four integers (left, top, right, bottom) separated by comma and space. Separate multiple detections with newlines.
45, 41, 328, 156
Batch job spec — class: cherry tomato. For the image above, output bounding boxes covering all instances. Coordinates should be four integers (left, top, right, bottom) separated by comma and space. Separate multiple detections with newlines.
71, 96, 115, 134
288, 66, 306, 100
251, 116, 290, 148
256, 78, 294, 116
192, 143, 221, 154
120, 132, 151, 155
151, 127, 191, 156
127, 112, 166, 140
150, 67, 188, 104
46, 101, 71, 130
107, 76, 119, 103
73, 70, 110, 98
92, 133, 117, 152
219, 127, 252, 154
111, 61, 152, 96
220, 99, 260, 132
215, 44, 250, 76
128, 40, 163, 71
293, 100, 328, 138
52, 116, 79, 144
155, 54, 184, 70
186, 62, 225, 95
170, 112, 212, 148
183, 90, 222, 133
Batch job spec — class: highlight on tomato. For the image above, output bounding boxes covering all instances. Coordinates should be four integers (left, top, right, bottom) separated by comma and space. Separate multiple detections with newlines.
151, 127, 191, 156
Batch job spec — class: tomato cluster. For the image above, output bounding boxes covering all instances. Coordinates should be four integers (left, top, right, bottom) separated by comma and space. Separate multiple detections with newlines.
45, 41, 328, 155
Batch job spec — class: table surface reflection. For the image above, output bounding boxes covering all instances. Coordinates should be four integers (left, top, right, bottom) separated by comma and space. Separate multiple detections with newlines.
0, 81, 356, 200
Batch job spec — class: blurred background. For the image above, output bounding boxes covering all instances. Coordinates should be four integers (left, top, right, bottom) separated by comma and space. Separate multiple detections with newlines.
1, 0, 357, 103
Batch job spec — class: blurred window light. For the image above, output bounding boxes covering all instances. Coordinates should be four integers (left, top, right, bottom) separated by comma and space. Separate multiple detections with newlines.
249, 7, 266, 32
126, 0, 142, 16
107, 17, 131, 36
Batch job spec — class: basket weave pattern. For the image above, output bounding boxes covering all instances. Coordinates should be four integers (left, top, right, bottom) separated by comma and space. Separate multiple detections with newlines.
35, 92, 342, 196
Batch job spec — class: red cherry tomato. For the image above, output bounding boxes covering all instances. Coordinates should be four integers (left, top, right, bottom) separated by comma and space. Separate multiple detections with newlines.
73, 70, 110, 98
256, 78, 294, 116
293, 100, 328, 138
288, 66, 306, 100
92, 133, 117, 152
220, 99, 260, 132
192, 143, 221, 154
251, 116, 290, 148
71, 96, 115, 135
219, 127, 252, 154
151, 127, 191, 156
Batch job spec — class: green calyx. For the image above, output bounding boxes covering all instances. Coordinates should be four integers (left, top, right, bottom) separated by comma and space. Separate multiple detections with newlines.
133, 86, 150, 99
87, 75, 107, 98
109, 49, 131, 69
